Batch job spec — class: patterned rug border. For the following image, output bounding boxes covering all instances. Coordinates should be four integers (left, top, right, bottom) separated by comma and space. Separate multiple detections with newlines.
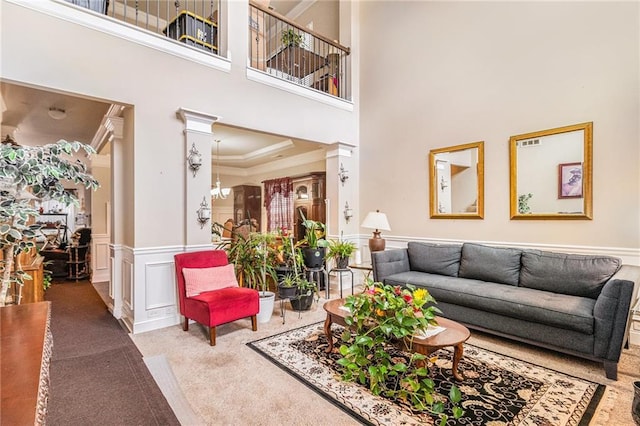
247, 321, 606, 426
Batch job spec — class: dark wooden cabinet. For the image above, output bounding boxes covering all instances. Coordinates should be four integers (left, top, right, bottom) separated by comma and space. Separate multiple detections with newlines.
233, 185, 262, 230
293, 172, 326, 242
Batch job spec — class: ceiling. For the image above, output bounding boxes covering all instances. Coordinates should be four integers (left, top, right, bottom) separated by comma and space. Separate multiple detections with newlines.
0, 80, 324, 170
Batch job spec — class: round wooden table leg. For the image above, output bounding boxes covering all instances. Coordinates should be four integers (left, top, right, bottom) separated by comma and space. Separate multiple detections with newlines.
452, 343, 464, 381
324, 314, 334, 353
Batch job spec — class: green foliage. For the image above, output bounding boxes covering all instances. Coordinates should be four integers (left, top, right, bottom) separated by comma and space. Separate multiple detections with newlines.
226, 232, 277, 293
296, 210, 328, 249
327, 239, 356, 259
518, 193, 533, 214
0, 140, 99, 305
281, 28, 304, 47
42, 266, 53, 291
338, 280, 464, 421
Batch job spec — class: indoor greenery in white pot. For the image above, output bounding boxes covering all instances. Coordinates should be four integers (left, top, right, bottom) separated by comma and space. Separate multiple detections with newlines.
0, 139, 99, 306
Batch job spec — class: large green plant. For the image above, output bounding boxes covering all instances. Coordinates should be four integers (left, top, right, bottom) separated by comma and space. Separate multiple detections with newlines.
226, 232, 277, 294
0, 140, 99, 306
338, 281, 464, 424
297, 210, 328, 249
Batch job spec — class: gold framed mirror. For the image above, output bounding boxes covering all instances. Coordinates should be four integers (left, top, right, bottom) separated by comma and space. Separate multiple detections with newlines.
429, 141, 484, 219
509, 122, 593, 220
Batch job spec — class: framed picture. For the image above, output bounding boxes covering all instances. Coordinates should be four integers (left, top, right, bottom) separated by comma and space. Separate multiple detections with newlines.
558, 162, 583, 198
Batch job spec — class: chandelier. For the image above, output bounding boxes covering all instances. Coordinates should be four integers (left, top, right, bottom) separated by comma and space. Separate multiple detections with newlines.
211, 139, 231, 199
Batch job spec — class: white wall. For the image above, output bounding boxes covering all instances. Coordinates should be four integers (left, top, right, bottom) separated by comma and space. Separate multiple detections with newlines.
1, 0, 356, 250
359, 2, 639, 256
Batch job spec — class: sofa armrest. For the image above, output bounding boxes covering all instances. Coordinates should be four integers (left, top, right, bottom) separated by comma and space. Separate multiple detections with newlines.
593, 275, 635, 360
371, 249, 410, 283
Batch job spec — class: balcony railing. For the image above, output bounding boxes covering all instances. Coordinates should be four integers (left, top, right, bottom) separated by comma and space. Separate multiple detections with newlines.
62, 1, 350, 101
249, 2, 351, 101
64, 0, 223, 56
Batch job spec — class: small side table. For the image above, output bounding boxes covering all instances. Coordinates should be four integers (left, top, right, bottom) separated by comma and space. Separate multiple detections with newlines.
329, 268, 354, 298
304, 266, 329, 299
349, 263, 373, 281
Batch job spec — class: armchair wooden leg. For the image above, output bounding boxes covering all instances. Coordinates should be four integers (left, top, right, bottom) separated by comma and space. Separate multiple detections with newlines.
183, 317, 189, 331
251, 315, 257, 331
210, 327, 216, 346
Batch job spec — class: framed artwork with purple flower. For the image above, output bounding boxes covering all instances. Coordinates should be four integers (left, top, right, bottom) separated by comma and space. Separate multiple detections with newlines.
558, 162, 583, 199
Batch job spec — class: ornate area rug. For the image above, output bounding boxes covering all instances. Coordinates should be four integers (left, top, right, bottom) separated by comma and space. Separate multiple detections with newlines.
247, 322, 605, 426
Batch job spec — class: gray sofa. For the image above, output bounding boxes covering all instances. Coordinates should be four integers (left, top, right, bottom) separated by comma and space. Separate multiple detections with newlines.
372, 242, 639, 379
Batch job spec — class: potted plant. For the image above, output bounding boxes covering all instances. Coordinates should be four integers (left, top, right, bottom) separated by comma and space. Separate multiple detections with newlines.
339, 281, 464, 422
277, 273, 300, 299
327, 239, 356, 269
226, 231, 277, 323
281, 28, 304, 48
0, 139, 99, 306
297, 211, 328, 268
289, 276, 317, 311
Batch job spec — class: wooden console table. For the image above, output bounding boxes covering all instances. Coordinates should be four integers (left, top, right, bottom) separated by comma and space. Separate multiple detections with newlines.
1, 302, 53, 425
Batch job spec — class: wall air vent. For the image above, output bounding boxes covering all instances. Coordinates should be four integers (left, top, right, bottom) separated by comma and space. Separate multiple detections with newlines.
519, 139, 540, 147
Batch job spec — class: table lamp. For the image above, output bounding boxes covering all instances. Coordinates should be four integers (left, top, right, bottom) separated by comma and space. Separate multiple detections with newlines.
361, 210, 391, 252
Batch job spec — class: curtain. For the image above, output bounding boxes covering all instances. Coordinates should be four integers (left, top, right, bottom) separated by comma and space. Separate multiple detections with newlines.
263, 178, 293, 232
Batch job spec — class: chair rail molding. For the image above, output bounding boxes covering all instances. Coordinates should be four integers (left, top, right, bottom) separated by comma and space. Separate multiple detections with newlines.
358, 235, 640, 267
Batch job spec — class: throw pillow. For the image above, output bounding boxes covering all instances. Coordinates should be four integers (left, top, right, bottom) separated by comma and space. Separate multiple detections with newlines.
183, 264, 239, 297
519, 250, 621, 299
407, 242, 462, 277
458, 243, 522, 286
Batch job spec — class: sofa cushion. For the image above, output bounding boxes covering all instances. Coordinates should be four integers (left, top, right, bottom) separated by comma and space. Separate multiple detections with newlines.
407, 242, 462, 277
383, 271, 595, 334
520, 250, 621, 299
458, 243, 522, 286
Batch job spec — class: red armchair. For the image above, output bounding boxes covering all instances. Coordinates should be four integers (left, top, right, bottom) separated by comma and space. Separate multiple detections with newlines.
174, 250, 259, 345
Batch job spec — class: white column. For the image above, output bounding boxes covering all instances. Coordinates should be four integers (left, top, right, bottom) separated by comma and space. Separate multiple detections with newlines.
177, 108, 219, 248
107, 116, 124, 318
325, 142, 356, 239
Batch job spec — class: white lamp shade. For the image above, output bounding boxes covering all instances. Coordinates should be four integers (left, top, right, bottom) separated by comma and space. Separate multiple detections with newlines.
211, 187, 231, 197
361, 211, 391, 231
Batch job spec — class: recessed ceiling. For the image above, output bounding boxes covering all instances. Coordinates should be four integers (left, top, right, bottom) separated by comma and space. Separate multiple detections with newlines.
1, 81, 324, 170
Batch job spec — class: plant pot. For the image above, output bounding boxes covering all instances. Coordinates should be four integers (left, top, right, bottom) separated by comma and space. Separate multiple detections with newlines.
278, 284, 298, 299
302, 247, 325, 268
335, 256, 349, 269
257, 291, 275, 324
275, 266, 293, 282
290, 292, 314, 311
633, 381, 640, 425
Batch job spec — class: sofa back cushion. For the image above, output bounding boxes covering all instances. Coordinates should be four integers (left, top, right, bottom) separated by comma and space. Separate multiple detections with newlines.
520, 250, 621, 299
459, 243, 522, 286
407, 242, 462, 277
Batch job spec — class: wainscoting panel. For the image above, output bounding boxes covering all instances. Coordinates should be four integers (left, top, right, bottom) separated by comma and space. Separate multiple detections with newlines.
91, 233, 110, 283
144, 261, 177, 310
131, 246, 185, 334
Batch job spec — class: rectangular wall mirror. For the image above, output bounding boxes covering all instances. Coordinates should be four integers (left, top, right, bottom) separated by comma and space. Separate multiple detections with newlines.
509, 122, 593, 220
429, 141, 484, 219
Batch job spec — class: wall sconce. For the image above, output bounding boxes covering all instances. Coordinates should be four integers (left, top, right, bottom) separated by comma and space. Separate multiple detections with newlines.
196, 196, 211, 229
338, 163, 349, 186
343, 201, 353, 223
187, 142, 203, 177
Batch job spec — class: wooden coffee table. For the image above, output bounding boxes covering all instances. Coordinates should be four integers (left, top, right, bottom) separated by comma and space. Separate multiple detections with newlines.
323, 298, 471, 381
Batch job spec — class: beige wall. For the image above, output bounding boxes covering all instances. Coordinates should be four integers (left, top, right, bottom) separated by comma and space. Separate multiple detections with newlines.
359, 1, 639, 250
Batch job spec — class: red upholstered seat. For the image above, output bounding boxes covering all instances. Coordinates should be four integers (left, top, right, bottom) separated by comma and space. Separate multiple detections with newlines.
174, 250, 259, 345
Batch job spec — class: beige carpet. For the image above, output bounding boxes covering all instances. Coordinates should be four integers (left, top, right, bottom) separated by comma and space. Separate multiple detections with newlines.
130, 280, 640, 426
